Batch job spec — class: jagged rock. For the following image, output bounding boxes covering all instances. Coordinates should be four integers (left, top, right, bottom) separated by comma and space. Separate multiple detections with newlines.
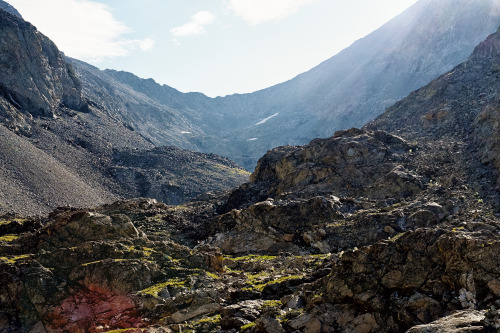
319, 227, 500, 331
168, 303, 220, 324
233, 129, 416, 206
0, 0, 22, 18
254, 317, 285, 333
406, 310, 485, 332
0, 10, 83, 119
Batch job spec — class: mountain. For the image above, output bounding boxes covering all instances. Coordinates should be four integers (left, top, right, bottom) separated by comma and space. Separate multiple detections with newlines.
0, 8, 248, 215
0, 0, 21, 18
70, 0, 500, 170
3, 20, 500, 332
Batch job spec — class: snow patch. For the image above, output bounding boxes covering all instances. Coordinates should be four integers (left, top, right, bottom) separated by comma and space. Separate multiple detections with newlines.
181, 131, 192, 134
255, 113, 279, 125
247, 138, 258, 141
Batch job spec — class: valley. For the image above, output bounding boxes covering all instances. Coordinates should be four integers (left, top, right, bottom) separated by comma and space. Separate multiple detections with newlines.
1, 0, 500, 332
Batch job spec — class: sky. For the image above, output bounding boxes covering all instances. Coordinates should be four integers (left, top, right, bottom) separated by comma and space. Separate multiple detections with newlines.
8, 0, 419, 97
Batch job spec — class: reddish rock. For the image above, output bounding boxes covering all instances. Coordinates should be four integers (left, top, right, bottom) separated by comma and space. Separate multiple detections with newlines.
47, 288, 144, 332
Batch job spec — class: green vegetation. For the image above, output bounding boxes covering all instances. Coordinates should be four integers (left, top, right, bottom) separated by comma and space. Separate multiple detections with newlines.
81, 258, 129, 266
205, 271, 220, 280
181, 314, 221, 333
244, 273, 304, 292
389, 232, 405, 242
0, 254, 32, 264
241, 322, 256, 331
104, 328, 141, 333
139, 278, 188, 297
0, 234, 19, 242
0, 218, 27, 226
227, 254, 277, 262
261, 300, 282, 308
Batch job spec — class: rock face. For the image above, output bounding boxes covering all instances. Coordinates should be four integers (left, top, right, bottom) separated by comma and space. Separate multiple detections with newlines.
0, 9, 84, 119
0, 8, 248, 215
69, 0, 500, 170
0, 0, 21, 18
367, 25, 500, 191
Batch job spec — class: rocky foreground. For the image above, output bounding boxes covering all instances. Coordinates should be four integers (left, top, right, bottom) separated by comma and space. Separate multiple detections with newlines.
1, 127, 500, 332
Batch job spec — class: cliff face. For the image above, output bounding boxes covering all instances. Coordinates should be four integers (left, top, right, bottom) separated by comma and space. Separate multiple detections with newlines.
0, 10, 83, 121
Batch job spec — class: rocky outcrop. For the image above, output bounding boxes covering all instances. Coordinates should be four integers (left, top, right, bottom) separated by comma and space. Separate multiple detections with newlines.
0, 200, 332, 332
0, 0, 22, 18
0, 9, 84, 120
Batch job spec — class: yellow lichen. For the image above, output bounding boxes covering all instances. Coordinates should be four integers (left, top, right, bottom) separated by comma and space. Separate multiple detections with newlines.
0, 234, 19, 242
0, 254, 32, 264
139, 278, 188, 297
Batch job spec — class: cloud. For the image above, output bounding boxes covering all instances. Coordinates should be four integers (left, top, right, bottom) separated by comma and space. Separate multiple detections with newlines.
228, 0, 314, 25
170, 11, 216, 37
7, 0, 154, 62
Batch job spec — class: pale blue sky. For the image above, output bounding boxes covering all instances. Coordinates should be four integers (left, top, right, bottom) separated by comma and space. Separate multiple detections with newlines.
9, 0, 418, 97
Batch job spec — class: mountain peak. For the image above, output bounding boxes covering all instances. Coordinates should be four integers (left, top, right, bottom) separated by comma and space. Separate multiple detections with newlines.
0, 0, 22, 19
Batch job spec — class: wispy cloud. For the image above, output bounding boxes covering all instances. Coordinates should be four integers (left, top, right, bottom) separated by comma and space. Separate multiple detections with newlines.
228, 0, 314, 25
8, 0, 154, 62
170, 11, 215, 37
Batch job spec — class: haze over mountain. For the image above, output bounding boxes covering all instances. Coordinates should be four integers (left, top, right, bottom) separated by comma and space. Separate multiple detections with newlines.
68, 0, 500, 170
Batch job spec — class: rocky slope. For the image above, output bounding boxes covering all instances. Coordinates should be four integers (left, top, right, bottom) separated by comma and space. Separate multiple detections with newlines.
70, 0, 500, 169
0, 8, 248, 215
3, 1, 500, 332
3, 26, 500, 331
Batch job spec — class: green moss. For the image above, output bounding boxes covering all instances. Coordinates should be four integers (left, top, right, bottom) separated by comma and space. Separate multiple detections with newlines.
261, 300, 282, 308
205, 271, 220, 279
0, 234, 19, 242
139, 278, 188, 297
245, 273, 304, 292
0, 218, 26, 226
241, 322, 256, 330
193, 314, 221, 325
227, 254, 276, 262
104, 328, 141, 333
81, 259, 129, 267
0, 254, 32, 264
389, 232, 405, 242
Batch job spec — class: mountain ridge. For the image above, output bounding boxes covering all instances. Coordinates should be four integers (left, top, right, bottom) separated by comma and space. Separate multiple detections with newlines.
0, 6, 249, 215
67, 0, 500, 169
